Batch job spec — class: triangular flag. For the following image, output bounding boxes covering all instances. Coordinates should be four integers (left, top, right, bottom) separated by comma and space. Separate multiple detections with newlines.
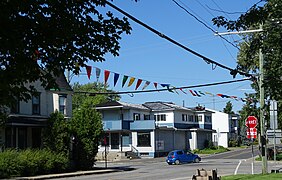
135, 79, 143, 90
189, 90, 197, 96
96, 68, 101, 81
199, 91, 206, 96
217, 94, 223, 98
205, 92, 214, 96
161, 84, 173, 93
128, 77, 135, 87
154, 82, 158, 89
194, 91, 201, 97
180, 88, 187, 94
86, 65, 92, 80
122, 75, 129, 87
172, 86, 179, 94
142, 81, 150, 90
114, 73, 120, 87
104, 70, 110, 84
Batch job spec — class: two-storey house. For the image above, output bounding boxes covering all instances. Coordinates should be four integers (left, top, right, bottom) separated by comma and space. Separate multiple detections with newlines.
0, 73, 72, 150
95, 101, 214, 160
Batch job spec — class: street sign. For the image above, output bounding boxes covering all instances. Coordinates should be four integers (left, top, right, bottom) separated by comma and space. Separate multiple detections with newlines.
245, 116, 258, 129
247, 128, 257, 139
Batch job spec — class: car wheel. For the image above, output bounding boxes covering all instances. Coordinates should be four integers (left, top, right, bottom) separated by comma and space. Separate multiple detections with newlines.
194, 158, 200, 163
174, 159, 180, 165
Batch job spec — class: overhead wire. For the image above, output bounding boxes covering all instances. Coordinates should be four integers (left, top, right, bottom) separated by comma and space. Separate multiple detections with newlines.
105, 1, 253, 78
74, 78, 252, 95
172, 0, 240, 51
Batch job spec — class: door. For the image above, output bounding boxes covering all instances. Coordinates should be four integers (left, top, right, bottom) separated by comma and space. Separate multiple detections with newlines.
111, 133, 119, 149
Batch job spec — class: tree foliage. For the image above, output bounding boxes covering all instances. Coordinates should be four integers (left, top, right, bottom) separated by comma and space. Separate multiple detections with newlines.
0, 0, 131, 109
42, 111, 70, 155
223, 101, 234, 114
72, 82, 120, 110
70, 103, 103, 170
213, 0, 282, 129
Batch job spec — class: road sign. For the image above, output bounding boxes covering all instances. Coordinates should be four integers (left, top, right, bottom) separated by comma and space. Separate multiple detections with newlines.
247, 128, 257, 139
245, 116, 258, 129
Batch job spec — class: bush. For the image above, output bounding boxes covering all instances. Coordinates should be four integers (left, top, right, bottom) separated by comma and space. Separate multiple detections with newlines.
0, 149, 70, 178
228, 140, 237, 147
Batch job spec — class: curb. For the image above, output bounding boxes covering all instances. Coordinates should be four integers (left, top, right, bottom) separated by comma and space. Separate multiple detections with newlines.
16, 168, 131, 180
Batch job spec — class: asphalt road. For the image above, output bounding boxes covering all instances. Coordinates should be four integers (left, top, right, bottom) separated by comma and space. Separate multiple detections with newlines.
55, 147, 282, 180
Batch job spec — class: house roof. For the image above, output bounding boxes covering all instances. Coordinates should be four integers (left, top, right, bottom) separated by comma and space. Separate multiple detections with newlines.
143, 101, 192, 111
95, 101, 150, 110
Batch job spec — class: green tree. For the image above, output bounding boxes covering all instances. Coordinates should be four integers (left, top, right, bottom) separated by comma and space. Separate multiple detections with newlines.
223, 101, 234, 114
72, 82, 120, 110
42, 111, 70, 155
212, 0, 282, 129
0, 0, 131, 110
70, 102, 103, 170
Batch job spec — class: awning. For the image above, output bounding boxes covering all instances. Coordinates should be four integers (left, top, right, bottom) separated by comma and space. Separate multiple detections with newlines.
6, 115, 48, 127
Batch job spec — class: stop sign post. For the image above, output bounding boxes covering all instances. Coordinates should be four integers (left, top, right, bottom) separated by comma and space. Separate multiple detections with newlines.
246, 116, 258, 139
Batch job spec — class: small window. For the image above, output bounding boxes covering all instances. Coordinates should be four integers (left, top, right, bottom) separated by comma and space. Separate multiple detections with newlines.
32, 94, 40, 115
195, 116, 198, 122
198, 116, 202, 122
177, 151, 183, 155
188, 115, 194, 122
154, 114, 166, 121
11, 99, 20, 114
133, 113, 140, 120
205, 116, 212, 123
59, 95, 67, 114
137, 132, 151, 147
144, 114, 150, 120
182, 114, 188, 121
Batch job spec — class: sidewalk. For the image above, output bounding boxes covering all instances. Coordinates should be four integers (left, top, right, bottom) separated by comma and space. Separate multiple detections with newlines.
16, 167, 134, 180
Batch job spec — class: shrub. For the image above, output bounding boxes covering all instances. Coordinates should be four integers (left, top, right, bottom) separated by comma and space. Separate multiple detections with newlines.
0, 149, 70, 178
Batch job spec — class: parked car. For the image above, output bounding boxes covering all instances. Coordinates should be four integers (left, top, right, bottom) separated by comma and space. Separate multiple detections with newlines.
166, 150, 201, 165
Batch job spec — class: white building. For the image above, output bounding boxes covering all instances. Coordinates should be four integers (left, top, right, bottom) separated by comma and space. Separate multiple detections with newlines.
0, 73, 72, 150
96, 101, 214, 160
206, 108, 239, 148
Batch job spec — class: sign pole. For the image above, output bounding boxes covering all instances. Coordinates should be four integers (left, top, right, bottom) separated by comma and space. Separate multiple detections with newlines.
251, 138, 254, 174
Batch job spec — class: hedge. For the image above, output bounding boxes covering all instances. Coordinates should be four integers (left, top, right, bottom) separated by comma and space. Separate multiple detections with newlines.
0, 149, 70, 178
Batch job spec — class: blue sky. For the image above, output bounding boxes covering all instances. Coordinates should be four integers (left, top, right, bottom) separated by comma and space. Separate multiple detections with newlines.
71, 0, 262, 112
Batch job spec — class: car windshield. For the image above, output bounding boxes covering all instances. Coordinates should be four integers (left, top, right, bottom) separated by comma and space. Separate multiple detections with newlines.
168, 151, 175, 156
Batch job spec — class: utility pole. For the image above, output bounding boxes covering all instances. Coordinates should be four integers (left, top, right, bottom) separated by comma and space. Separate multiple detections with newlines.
216, 26, 268, 174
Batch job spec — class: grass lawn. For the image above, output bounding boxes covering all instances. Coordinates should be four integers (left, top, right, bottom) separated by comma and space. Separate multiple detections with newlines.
193, 147, 229, 154
222, 173, 282, 180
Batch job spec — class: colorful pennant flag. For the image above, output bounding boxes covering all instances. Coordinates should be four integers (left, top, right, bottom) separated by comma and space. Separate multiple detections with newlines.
114, 73, 120, 87
179, 88, 187, 94
194, 91, 201, 97
96, 67, 101, 81
142, 81, 150, 90
128, 77, 135, 87
122, 75, 129, 87
161, 84, 173, 93
199, 91, 206, 96
189, 90, 197, 96
135, 79, 143, 90
86, 65, 92, 80
154, 82, 158, 89
104, 70, 110, 84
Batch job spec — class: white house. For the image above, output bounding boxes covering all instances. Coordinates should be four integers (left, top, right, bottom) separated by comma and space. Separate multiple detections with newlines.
206, 108, 239, 148
95, 101, 214, 160
0, 73, 72, 150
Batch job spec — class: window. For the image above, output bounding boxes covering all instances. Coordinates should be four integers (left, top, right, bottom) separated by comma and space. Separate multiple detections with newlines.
59, 95, 67, 114
120, 113, 124, 120
182, 114, 188, 121
11, 99, 19, 114
195, 116, 198, 122
137, 132, 151, 147
144, 114, 150, 120
205, 116, 212, 123
133, 113, 140, 120
32, 94, 40, 115
177, 151, 184, 155
198, 116, 202, 122
154, 114, 166, 121
188, 115, 194, 122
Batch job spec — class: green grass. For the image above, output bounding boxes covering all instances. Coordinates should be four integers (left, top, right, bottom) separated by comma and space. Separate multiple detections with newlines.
222, 173, 282, 180
193, 146, 229, 154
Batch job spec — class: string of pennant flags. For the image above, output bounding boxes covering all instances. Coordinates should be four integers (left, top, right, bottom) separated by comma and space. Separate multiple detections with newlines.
85, 65, 249, 102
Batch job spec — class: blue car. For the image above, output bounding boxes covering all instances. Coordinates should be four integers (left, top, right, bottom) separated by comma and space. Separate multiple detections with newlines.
166, 150, 201, 165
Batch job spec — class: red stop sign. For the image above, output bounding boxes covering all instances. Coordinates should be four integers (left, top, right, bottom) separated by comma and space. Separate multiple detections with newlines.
245, 116, 258, 128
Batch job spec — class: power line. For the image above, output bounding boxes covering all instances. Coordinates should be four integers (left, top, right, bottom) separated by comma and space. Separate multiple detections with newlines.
75, 78, 251, 95
172, 0, 240, 50
105, 1, 253, 78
